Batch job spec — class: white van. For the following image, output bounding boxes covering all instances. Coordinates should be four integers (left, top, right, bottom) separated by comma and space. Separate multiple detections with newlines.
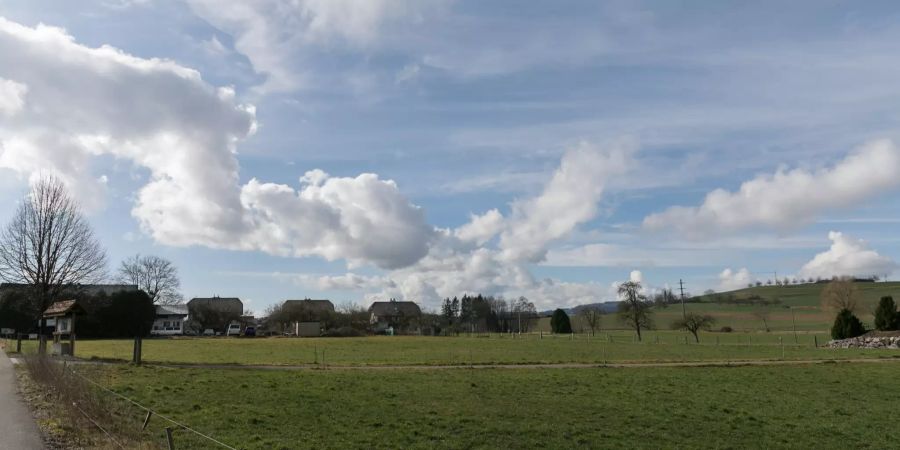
226, 323, 242, 336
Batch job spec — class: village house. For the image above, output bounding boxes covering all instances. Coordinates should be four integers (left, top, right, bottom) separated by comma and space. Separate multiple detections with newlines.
282, 299, 335, 336
187, 296, 244, 334
151, 304, 188, 336
368, 300, 422, 334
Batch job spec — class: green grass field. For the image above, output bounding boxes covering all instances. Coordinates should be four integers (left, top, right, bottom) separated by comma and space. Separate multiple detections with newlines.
540, 281, 900, 333
8, 334, 899, 366
74, 362, 900, 449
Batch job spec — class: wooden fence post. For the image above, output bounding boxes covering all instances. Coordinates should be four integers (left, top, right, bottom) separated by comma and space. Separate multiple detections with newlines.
814, 335, 818, 348
16, 334, 22, 353
132, 336, 142, 365
164, 427, 175, 450
141, 411, 152, 431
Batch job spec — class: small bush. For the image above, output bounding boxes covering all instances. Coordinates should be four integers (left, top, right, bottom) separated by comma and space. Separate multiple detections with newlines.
719, 326, 733, 333
322, 326, 366, 337
831, 309, 866, 340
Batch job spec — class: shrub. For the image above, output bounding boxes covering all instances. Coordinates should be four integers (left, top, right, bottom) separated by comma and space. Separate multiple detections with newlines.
719, 326, 733, 333
550, 309, 572, 334
322, 326, 366, 337
831, 309, 866, 340
873, 296, 898, 331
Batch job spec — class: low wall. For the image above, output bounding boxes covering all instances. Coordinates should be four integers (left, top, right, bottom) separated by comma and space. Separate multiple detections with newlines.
827, 336, 900, 349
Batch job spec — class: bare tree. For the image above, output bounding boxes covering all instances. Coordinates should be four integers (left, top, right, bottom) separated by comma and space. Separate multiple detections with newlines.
617, 281, 653, 341
578, 307, 602, 336
117, 254, 181, 304
752, 308, 772, 332
671, 313, 716, 343
652, 289, 676, 308
821, 279, 860, 313
0, 176, 107, 334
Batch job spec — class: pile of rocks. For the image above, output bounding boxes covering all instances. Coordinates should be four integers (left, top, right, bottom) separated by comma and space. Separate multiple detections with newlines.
826, 336, 900, 349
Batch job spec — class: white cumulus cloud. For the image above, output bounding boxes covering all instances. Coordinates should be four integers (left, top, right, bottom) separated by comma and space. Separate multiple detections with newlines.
0, 16, 433, 270
799, 231, 897, 279
0, 78, 27, 116
643, 139, 900, 237
498, 141, 633, 262
718, 268, 754, 292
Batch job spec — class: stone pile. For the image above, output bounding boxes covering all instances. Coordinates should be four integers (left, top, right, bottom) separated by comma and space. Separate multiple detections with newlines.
826, 336, 900, 349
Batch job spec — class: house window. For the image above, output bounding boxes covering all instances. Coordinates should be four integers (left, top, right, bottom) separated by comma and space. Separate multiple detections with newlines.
173, 321, 181, 329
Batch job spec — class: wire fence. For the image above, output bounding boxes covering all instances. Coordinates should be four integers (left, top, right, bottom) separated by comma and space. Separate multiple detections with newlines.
21, 354, 238, 450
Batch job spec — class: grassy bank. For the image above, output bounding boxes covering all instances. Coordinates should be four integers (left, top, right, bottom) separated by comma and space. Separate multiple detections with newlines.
76, 362, 900, 449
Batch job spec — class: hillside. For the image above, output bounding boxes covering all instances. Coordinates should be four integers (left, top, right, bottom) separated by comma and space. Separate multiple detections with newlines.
538, 281, 900, 334
698, 281, 900, 308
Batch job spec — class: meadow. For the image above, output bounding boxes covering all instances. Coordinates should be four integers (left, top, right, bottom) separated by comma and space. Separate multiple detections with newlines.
72, 361, 900, 449
8, 333, 900, 366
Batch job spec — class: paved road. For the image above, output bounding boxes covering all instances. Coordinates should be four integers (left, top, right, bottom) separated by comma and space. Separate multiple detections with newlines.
0, 349, 43, 450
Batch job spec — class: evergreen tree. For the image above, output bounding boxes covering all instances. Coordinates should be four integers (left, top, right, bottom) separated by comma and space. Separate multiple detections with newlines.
874, 296, 898, 331
550, 308, 573, 334
831, 309, 866, 340
441, 298, 454, 325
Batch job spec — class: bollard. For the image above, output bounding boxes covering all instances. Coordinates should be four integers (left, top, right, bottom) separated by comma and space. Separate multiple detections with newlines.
16, 334, 22, 353
132, 336, 142, 365
165, 427, 175, 450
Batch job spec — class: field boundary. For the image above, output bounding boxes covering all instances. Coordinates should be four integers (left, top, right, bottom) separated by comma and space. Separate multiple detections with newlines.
37, 355, 900, 371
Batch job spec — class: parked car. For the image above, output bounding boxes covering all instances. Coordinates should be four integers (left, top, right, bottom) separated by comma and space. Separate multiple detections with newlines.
226, 323, 242, 336
202, 328, 215, 336
243, 326, 256, 337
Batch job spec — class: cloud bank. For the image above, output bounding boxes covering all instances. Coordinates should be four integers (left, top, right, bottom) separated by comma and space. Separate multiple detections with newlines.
643, 140, 900, 237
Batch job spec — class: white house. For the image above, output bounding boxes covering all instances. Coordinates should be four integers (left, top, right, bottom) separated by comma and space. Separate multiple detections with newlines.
151, 304, 188, 336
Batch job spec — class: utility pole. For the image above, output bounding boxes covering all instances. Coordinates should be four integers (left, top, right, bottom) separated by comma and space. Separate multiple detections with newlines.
679, 279, 686, 319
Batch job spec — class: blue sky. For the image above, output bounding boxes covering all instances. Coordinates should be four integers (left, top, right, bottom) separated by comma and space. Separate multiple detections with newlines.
1, 0, 899, 313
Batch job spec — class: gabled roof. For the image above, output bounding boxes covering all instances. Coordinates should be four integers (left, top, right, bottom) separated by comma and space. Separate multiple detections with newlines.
283, 299, 335, 313
368, 301, 421, 317
156, 304, 188, 316
43, 300, 85, 317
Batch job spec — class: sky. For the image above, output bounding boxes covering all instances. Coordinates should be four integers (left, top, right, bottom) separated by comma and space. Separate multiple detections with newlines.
1, 0, 899, 314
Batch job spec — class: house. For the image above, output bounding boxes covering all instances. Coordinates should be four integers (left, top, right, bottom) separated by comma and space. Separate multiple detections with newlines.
282, 299, 334, 336
187, 297, 244, 333
368, 301, 422, 334
151, 304, 188, 336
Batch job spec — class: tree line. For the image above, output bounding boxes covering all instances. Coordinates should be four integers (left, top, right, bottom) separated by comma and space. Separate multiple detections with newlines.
439, 295, 538, 334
